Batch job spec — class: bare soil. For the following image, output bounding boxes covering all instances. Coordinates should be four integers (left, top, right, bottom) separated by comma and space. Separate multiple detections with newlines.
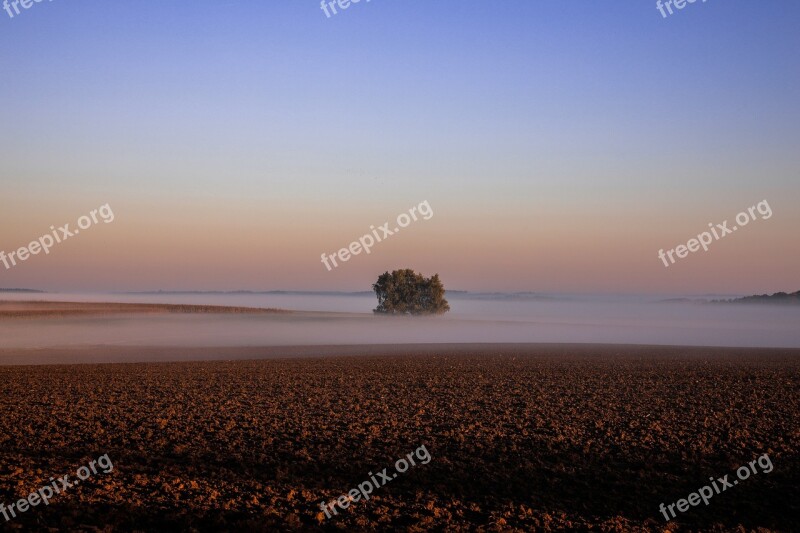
0, 344, 798, 531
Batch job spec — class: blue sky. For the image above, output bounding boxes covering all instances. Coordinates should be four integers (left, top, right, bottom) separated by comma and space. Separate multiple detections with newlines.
1, 1, 799, 293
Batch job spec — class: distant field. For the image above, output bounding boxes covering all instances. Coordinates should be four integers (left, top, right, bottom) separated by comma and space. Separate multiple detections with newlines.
0, 300, 289, 319
0, 345, 797, 531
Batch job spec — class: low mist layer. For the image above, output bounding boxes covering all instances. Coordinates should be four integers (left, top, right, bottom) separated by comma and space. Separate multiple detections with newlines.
1, 294, 799, 364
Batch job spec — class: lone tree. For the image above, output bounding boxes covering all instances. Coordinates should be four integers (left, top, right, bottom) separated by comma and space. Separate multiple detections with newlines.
372, 269, 450, 315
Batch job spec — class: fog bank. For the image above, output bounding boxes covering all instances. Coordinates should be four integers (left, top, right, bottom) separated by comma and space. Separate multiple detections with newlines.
1, 293, 798, 355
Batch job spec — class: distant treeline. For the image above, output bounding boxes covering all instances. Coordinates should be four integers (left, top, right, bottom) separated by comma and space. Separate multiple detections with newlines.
713, 290, 800, 305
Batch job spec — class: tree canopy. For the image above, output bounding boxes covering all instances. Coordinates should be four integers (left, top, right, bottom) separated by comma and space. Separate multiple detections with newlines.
372, 269, 450, 315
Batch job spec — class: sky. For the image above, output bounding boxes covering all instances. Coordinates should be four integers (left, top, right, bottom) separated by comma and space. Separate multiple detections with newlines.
1, 1, 799, 294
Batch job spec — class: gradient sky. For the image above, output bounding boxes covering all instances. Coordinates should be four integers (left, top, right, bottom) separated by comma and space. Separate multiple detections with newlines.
1, 1, 799, 294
